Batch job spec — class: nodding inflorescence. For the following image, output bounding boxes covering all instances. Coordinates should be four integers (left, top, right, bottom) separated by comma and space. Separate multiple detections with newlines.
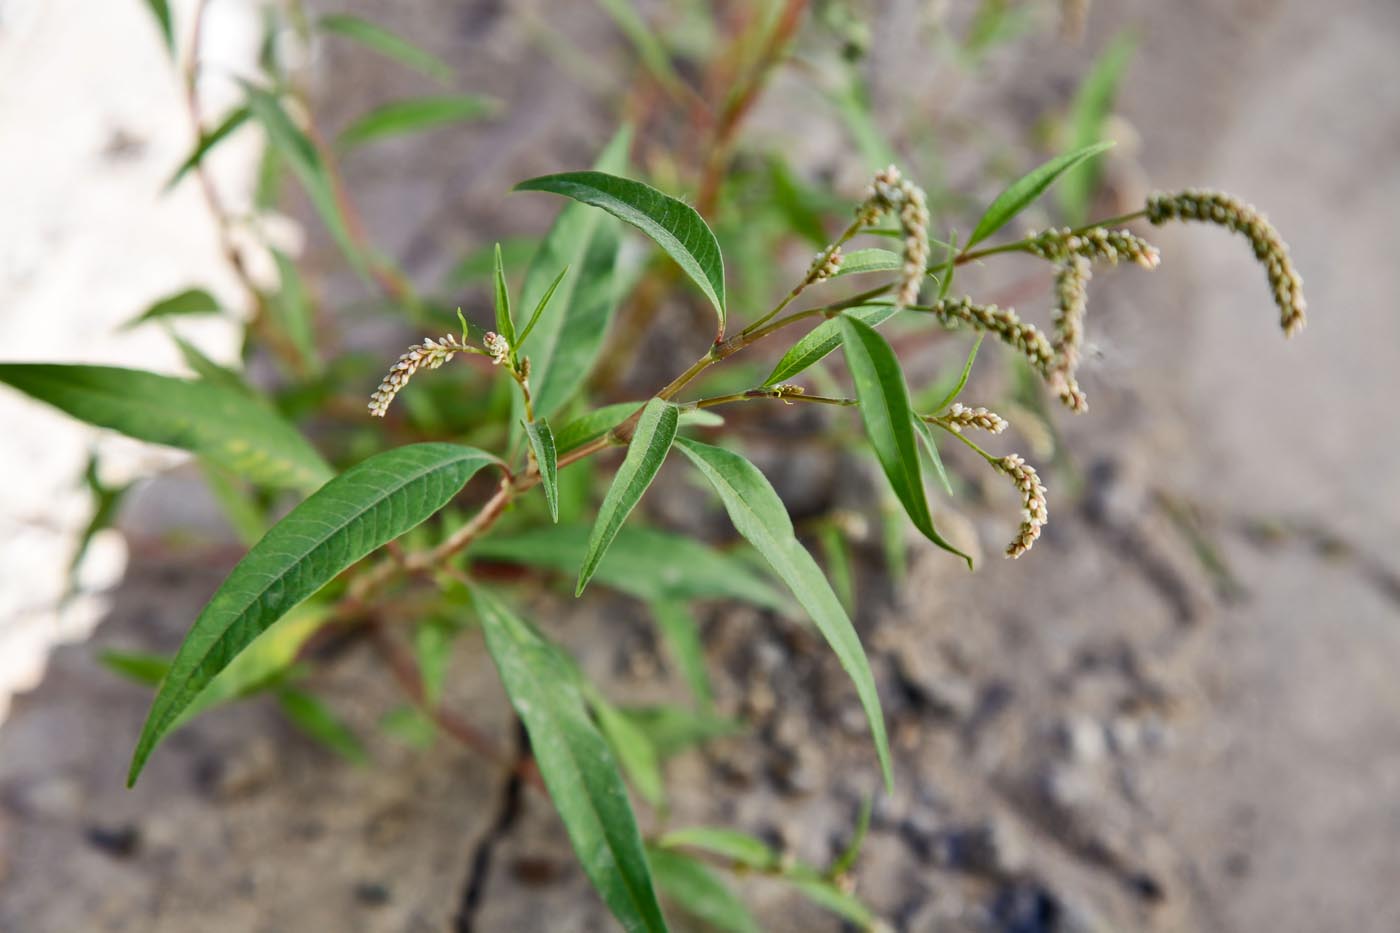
943, 402, 1009, 435
1028, 226, 1161, 269
929, 296, 1057, 378
998, 453, 1048, 559
1048, 256, 1092, 413
857, 165, 929, 306
368, 334, 468, 418
1146, 189, 1306, 336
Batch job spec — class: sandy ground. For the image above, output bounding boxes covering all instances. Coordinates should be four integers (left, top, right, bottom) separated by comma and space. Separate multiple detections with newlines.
2, 1, 1398, 930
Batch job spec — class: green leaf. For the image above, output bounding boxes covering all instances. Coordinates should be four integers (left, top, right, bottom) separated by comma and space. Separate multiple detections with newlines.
927, 333, 984, 413
121, 288, 221, 329
0, 364, 331, 492
241, 82, 370, 281
491, 240, 516, 345
660, 826, 778, 871
621, 705, 741, 759
167, 331, 252, 396
817, 522, 856, 614
831, 247, 903, 279
649, 600, 711, 708
472, 524, 787, 610
270, 248, 322, 375
523, 418, 559, 522
166, 107, 250, 191
790, 878, 878, 929
912, 415, 954, 497
829, 796, 873, 877
126, 443, 497, 785
767, 156, 830, 247
965, 141, 1115, 249
675, 438, 894, 791
473, 588, 668, 932
555, 401, 638, 453
763, 304, 899, 386
337, 94, 499, 149
199, 460, 267, 546
515, 264, 567, 347
586, 686, 666, 808
100, 650, 169, 687
577, 399, 679, 596
276, 687, 369, 764
142, 0, 174, 51
515, 170, 726, 334
380, 704, 438, 748
839, 315, 971, 567
1059, 33, 1135, 226
415, 619, 457, 705
317, 13, 453, 84
445, 236, 538, 289
648, 846, 760, 933
595, 0, 690, 103
517, 130, 631, 421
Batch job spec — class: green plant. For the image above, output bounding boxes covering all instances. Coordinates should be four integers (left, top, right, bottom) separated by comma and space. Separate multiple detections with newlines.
3, 4, 1310, 930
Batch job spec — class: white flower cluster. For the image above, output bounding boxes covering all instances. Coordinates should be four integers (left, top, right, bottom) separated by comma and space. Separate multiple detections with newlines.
998, 453, 1048, 559
857, 165, 929, 306
368, 334, 468, 418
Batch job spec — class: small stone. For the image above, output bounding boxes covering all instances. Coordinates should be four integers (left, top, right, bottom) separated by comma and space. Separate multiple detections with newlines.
353, 881, 391, 907
1057, 716, 1107, 765
12, 775, 84, 820
84, 823, 142, 858
940, 818, 1027, 877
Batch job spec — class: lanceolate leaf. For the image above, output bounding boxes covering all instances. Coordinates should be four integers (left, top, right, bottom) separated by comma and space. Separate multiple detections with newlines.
317, 14, 454, 84
647, 847, 760, 933
473, 588, 668, 933
471, 524, 787, 610
585, 686, 665, 808
241, 82, 369, 280
515, 170, 726, 334
965, 141, 1114, 249
555, 401, 721, 454
142, 0, 174, 51
337, 94, 499, 149
166, 107, 250, 190
523, 418, 559, 521
660, 826, 779, 871
831, 247, 903, 278
492, 241, 516, 344
516, 129, 631, 422
121, 288, 221, 329
649, 600, 712, 709
127, 444, 497, 785
276, 687, 370, 764
912, 415, 954, 497
675, 438, 894, 791
839, 316, 971, 567
1059, 33, 1136, 226
763, 304, 899, 387
577, 399, 679, 595
0, 364, 330, 492
928, 333, 984, 413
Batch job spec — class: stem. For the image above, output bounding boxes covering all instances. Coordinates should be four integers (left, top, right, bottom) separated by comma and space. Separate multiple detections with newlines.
742, 217, 864, 336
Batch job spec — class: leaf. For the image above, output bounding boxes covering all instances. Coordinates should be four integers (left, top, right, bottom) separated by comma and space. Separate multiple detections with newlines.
817, 522, 856, 614
100, 650, 169, 687
912, 415, 954, 497
482, 243, 514, 352
965, 141, 1115, 249
577, 399, 679, 596
839, 315, 971, 568
675, 438, 894, 791
763, 304, 899, 386
1059, 33, 1136, 226
767, 156, 829, 247
337, 94, 499, 149
270, 248, 322, 375
790, 878, 878, 929
121, 288, 221, 329
168, 330, 252, 396
415, 619, 457, 705
648, 846, 760, 933
317, 13, 453, 84
276, 687, 369, 764
586, 686, 666, 808
126, 443, 497, 785
473, 588, 668, 932
660, 826, 779, 871
831, 247, 903, 279
0, 364, 331, 492
199, 459, 268, 546
515, 170, 726, 334
829, 796, 873, 877
472, 524, 787, 610
142, 0, 174, 51
523, 418, 559, 522
649, 600, 711, 709
516, 130, 631, 421
166, 107, 250, 190
380, 704, 438, 748
515, 264, 567, 347
621, 705, 741, 759
555, 401, 638, 453
241, 82, 370, 281
445, 236, 538, 289
927, 333, 984, 413
595, 0, 690, 103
